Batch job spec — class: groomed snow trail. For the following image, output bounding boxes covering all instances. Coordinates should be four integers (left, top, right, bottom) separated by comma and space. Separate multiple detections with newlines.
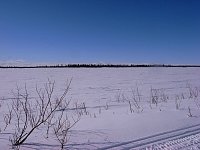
98, 124, 200, 150
142, 133, 200, 150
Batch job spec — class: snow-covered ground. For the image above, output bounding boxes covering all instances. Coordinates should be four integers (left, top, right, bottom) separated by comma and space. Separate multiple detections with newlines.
0, 67, 200, 149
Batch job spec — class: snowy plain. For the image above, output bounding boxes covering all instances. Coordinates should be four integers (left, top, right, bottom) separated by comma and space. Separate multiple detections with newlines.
0, 67, 200, 149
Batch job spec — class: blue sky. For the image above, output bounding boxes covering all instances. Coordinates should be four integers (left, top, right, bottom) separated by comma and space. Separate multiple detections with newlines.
0, 0, 200, 64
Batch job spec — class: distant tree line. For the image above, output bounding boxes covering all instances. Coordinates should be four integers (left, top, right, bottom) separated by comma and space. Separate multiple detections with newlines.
0, 64, 200, 68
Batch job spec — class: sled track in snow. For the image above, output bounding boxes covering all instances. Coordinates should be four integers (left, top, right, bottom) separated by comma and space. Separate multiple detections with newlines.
98, 123, 200, 150
144, 133, 200, 150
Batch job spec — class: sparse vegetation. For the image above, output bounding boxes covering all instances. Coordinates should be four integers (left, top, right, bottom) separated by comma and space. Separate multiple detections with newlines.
0, 79, 81, 149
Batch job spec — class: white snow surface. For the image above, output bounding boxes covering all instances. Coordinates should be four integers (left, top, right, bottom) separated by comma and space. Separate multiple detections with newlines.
0, 67, 200, 149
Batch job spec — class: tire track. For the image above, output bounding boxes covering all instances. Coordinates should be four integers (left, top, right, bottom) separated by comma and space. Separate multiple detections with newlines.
144, 133, 200, 150
98, 124, 200, 150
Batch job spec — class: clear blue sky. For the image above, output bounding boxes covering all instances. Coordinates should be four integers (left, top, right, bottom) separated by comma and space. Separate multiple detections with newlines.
0, 0, 200, 64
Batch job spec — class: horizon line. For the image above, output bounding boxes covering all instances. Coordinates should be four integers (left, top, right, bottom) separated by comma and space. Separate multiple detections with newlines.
1, 63, 200, 68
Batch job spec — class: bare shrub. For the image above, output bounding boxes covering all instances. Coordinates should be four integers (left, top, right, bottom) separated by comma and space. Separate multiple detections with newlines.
125, 86, 143, 113
149, 87, 169, 109
121, 93, 128, 102
9, 79, 72, 147
175, 94, 182, 110
75, 102, 89, 115
128, 100, 134, 113
160, 89, 169, 103
3, 105, 12, 131
115, 90, 122, 103
115, 90, 128, 103
45, 114, 54, 139
53, 109, 80, 150
150, 87, 159, 107
187, 107, 194, 117
186, 84, 200, 109
104, 102, 109, 110
129, 87, 143, 113
187, 83, 199, 99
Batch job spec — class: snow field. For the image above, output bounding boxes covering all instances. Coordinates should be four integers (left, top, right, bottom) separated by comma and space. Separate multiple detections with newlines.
0, 67, 200, 149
